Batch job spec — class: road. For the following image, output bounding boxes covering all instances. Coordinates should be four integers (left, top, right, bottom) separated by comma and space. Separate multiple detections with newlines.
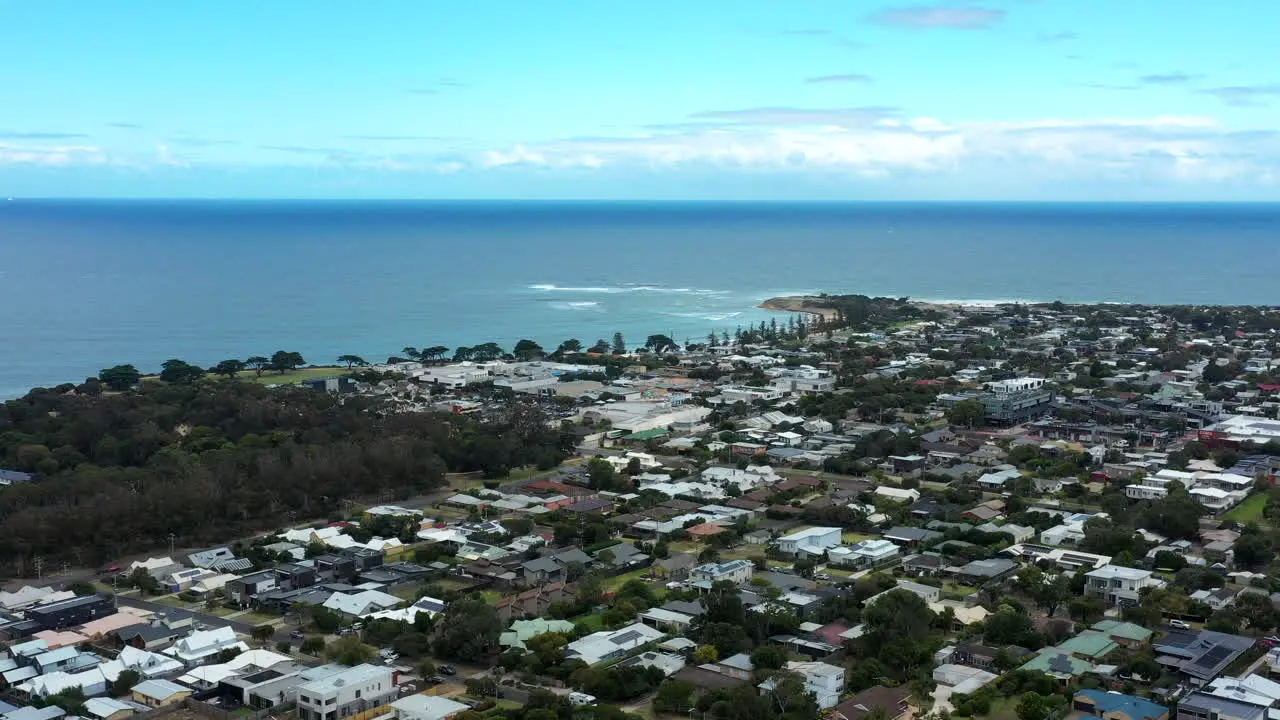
114, 594, 261, 636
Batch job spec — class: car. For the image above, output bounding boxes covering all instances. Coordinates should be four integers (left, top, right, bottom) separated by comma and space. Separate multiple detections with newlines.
427, 675, 444, 685
290, 631, 304, 640
1169, 619, 1191, 629
438, 665, 456, 676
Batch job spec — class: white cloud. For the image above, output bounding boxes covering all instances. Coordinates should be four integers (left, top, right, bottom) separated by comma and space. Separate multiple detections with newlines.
0, 143, 108, 166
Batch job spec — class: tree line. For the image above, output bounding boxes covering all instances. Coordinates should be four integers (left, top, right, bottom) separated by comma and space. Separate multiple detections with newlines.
0, 380, 574, 575
98, 350, 310, 389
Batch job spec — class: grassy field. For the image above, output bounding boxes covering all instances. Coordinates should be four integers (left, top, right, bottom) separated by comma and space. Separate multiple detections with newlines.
243, 367, 349, 385
1226, 493, 1268, 524
574, 614, 606, 632
942, 583, 979, 600
841, 532, 877, 543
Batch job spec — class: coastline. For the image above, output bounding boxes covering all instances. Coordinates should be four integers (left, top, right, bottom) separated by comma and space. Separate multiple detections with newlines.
758, 296, 841, 320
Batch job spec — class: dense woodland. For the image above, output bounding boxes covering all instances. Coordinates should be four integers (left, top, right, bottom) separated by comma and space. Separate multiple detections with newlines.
0, 381, 574, 575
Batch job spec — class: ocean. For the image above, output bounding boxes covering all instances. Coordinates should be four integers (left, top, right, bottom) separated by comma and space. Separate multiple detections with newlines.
1, 200, 1278, 399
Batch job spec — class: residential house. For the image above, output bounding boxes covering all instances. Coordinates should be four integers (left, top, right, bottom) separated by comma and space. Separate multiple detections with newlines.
1154, 629, 1254, 683
1072, 690, 1168, 720
652, 553, 696, 581
827, 540, 899, 569
1090, 620, 1153, 649
1084, 565, 1164, 607
322, 590, 402, 620
295, 664, 397, 720
494, 583, 574, 623
776, 527, 842, 557
758, 661, 844, 709
226, 572, 278, 607
833, 686, 912, 720
24, 595, 114, 630
883, 527, 943, 548
690, 560, 754, 586
130, 679, 191, 708
163, 627, 248, 666
1176, 693, 1266, 720
390, 695, 469, 720
565, 623, 665, 666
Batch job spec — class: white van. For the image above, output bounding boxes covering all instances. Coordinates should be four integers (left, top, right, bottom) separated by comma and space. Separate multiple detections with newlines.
569, 693, 597, 707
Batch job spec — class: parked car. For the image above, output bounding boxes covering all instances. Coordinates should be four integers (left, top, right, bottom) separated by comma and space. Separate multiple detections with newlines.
438, 665, 456, 676
1169, 619, 1191, 629
290, 631, 304, 640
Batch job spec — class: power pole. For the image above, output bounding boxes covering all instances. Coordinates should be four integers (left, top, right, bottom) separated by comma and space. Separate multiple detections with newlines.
168, 533, 176, 555
33, 556, 44, 581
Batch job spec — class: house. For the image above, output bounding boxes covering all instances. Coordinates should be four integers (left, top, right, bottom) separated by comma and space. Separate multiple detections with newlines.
961, 505, 1004, 522
499, 619, 577, 650
640, 607, 697, 634
83, 697, 137, 720
976, 468, 1021, 490
565, 623, 665, 666
883, 526, 943, 548
187, 547, 237, 570
1176, 693, 1266, 720
866, 580, 941, 607
653, 553, 697, 581
1073, 690, 1168, 720
295, 664, 397, 720
1090, 620, 1153, 648
226, 572, 279, 607
776, 527, 842, 556
494, 582, 573, 623
1153, 629, 1254, 683
827, 540, 899, 568
119, 624, 183, 651
1019, 649, 1093, 680
322, 590, 402, 619
690, 560, 754, 585
833, 685, 912, 720
1191, 587, 1240, 611
163, 626, 248, 665
131, 679, 191, 708
391, 695, 470, 720
0, 587, 55, 613
1084, 565, 1164, 607
1056, 632, 1119, 661
955, 558, 1017, 584
874, 486, 920, 504
758, 661, 844, 709
24, 595, 114, 630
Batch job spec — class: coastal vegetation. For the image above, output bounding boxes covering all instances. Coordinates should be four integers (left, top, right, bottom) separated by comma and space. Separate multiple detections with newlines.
0, 379, 574, 575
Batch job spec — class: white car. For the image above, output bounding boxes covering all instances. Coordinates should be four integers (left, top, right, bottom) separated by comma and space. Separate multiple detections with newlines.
569, 693, 597, 707
1169, 619, 1191, 629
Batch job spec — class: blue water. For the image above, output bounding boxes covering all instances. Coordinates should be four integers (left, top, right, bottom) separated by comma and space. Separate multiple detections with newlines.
1, 200, 1278, 399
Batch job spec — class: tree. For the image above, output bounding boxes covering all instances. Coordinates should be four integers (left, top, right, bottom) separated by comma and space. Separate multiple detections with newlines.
587, 458, 617, 491
612, 333, 626, 355
589, 339, 610, 354
212, 359, 247, 379
434, 595, 502, 662
245, 356, 270, 376
1016, 691, 1049, 720
269, 350, 305, 373
513, 339, 545, 361
557, 339, 583, 355
750, 644, 787, 670
109, 669, 140, 697
310, 606, 341, 632
984, 605, 1043, 649
693, 644, 719, 663
301, 636, 326, 655
653, 679, 696, 714
68, 581, 95, 596
99, 364, 141, 391
645, 334, 676, 353
946, 399, 985, 428
160, 358, 205, 385
1233, 529, 1273, 569
325, 635, 377, 665
337, 354, 368, 369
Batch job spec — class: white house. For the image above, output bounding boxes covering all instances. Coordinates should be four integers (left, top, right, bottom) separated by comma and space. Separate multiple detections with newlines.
873, 486, 920, 503
827, 539, 900, 568
1084, 565, 1164, 607
776, 527, 842, 556
690, 560, 754, 585
323, 590, 403, 619
758, 661, 844, 709
566, 623, 665, 666
976, 468, 1021, 490
296, 664, 397, 720
163, 627, 248, 666
391, 695, 470, 720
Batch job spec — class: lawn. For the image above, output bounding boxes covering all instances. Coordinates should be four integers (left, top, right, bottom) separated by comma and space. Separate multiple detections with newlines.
1225, 493, 1268, 524
604, 568, 651, 591
942, 583, 978, 600
236, 612, 281, 626
242, 366, 349, 386
841, 532, 877, 544
573, 613, 606, 632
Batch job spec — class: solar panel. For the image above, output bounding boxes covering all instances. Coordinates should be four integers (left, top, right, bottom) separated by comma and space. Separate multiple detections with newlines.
1194, 646, 1232, 669
611, 631, 642, 646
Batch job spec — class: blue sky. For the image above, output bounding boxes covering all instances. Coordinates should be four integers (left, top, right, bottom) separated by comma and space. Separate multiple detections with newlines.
2, 0, 1279, 199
